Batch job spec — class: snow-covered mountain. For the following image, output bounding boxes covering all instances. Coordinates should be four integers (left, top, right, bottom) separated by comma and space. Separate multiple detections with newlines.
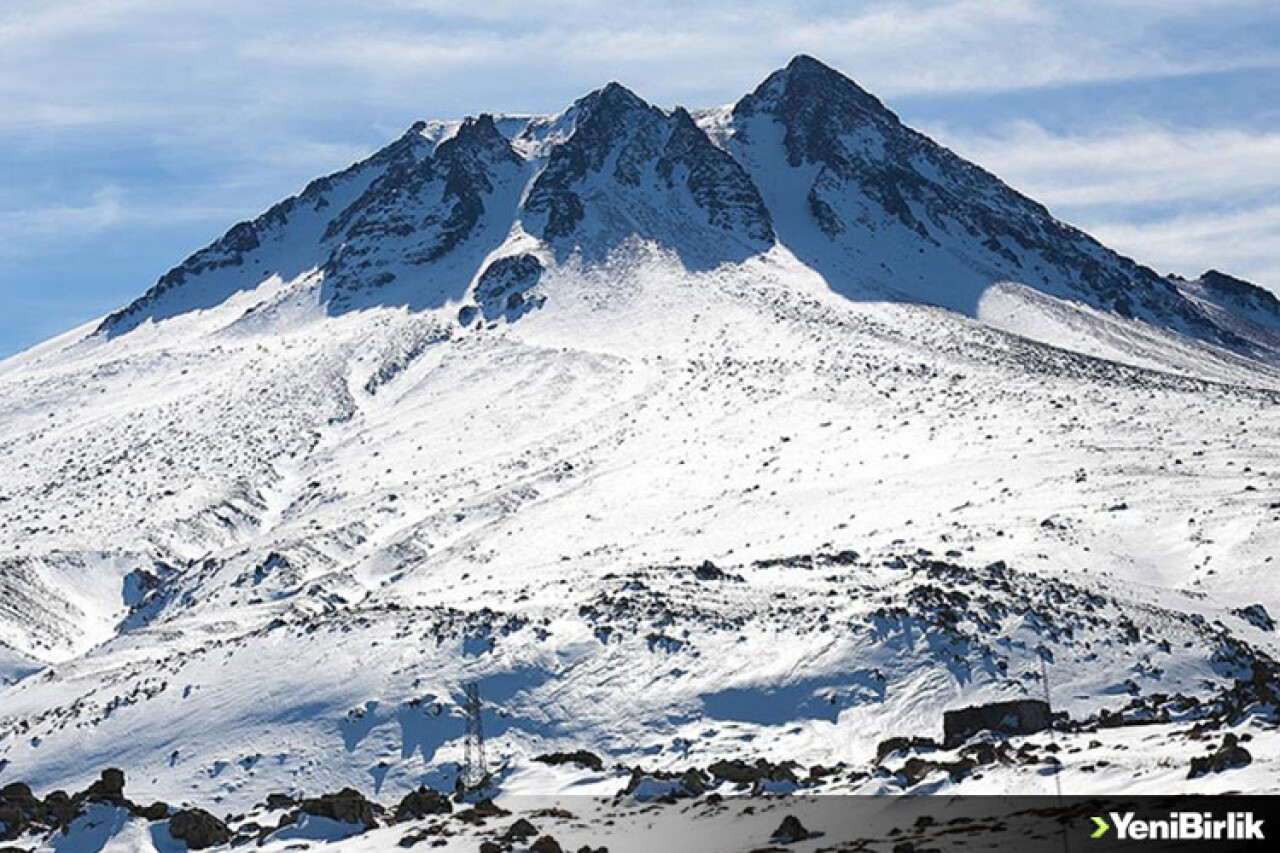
2, 55, 1280, 848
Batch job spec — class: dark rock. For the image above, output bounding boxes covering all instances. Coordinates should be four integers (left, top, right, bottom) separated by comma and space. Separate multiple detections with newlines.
454, 798, 509, 825
707, 759, 798, 786
694, 561, 727, 581
1233, 604, 1275, 632
531, 836, 564, 853
898, 757, 977, 786
0, 781, 46, 841
298, 787, 380, 829
501, 818, 539, 841
1188, 734, 1253, 779
134, 801, 169, 821
265, 793, 296, 810
83, 769, 127, 804
532, 751, 605, 773
474, 254, 545, 322
394, 787, 452, 822
42, 791, 77, 828
169, 808, 233, 850
770, 815, 814, 843
875, 736, 939, 762
943, 700, 1052, 747
622, 767, 710, 800
479, 842, 504, 853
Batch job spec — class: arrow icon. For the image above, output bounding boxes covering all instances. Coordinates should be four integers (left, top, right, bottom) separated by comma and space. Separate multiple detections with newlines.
1091, 816, 1111, 839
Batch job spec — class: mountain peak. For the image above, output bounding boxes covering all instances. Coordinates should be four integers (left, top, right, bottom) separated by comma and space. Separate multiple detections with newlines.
574, 80, 656, 120
783, 53, 843, 80
736, 55, 891, 123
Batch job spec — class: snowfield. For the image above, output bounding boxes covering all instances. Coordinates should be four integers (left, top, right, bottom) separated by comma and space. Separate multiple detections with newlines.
1, 55, 1278, 852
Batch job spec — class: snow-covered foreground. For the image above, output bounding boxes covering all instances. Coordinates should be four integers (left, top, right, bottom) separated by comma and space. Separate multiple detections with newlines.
2, 246, 1277, 810
2, 55, 1279, 851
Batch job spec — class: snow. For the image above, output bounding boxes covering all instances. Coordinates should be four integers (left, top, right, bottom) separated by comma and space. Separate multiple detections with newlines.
1, 58, 1279, 850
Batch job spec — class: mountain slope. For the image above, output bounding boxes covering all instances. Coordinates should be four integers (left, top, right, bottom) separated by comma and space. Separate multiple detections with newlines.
1, 56, 1279, 817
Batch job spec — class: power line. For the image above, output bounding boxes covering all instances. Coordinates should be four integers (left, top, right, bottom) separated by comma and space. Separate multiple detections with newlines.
1040, 650, 1070, 853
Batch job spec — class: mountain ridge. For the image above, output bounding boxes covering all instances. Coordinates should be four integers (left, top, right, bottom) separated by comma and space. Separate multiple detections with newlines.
78, 55, 1276, 369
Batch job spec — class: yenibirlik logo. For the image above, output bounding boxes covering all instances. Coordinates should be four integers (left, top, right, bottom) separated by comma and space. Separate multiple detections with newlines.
1091, 812, 1265, 842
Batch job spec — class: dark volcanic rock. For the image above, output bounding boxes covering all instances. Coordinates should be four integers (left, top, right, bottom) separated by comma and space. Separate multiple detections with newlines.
394, 787, 453, 822
169, 808, 233, 850
707, 759, 798, 786
135, 801, 170, 821
474, 253, 545, 321
1188, 734, 1253, 778
0, 782, 46, 841
531, 836, 564, 853
875, 736, 939, 762
533, 750, 605, 773
298, 787, 380, 829
83, 769, 127, 804
1233, 604, 1275, 632
770, 814, 814, 844
265, 793, 296, 810
501, 817, 539, 841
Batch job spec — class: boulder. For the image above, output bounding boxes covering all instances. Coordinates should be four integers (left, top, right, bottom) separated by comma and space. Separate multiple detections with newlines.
265, 793, 296, 810
394, 787, 452, 822
298, 787, 380, 829
1188, 734, 1252, 779
81, 769, 128, 806
1233, 604, 1275, 632
501, 818, 539, 841
533, 751, 605, 773
875, 736, 938, 763
771, 815, 814, 844
134, 802, 170, 821
169, 808, 233, 850
531, 836, 564, 853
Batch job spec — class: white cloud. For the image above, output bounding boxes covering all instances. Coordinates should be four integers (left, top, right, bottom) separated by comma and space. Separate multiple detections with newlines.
930, 123, 1280, 207
0, 185, 238, 258
928, 122, 1280, 287
1088, 206, 1280, 288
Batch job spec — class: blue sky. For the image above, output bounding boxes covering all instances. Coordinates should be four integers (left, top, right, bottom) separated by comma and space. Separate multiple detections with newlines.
2, 0, 1279, 358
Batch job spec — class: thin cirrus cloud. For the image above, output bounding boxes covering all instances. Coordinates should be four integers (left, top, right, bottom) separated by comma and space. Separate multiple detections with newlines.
930, 122, 1280, 286
1089, 206, 1280, 291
